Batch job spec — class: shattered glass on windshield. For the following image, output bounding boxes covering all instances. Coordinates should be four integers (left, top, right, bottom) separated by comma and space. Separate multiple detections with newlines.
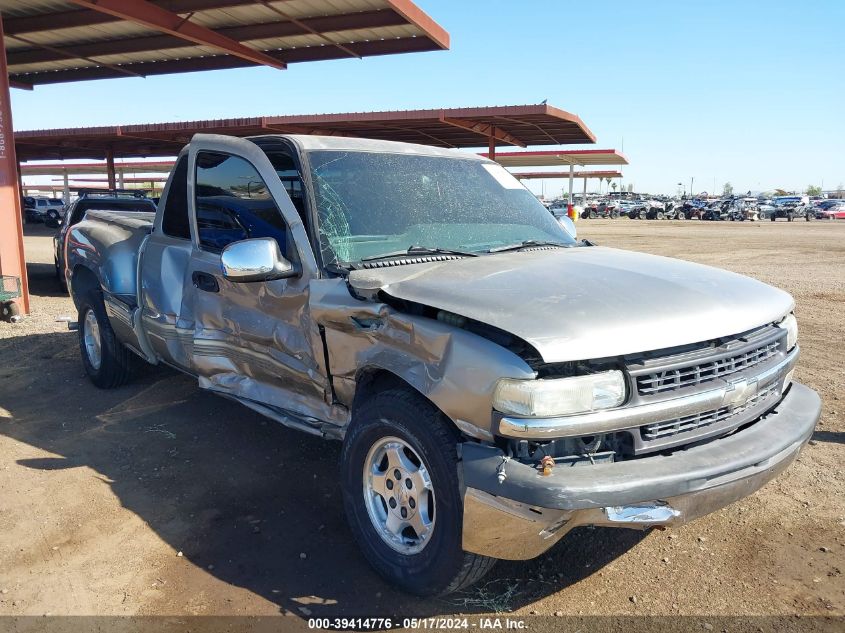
307, 150, 574, 265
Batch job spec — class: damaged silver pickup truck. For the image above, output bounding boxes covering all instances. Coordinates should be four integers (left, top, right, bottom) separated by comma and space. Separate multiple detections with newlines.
63, 134, 821, 595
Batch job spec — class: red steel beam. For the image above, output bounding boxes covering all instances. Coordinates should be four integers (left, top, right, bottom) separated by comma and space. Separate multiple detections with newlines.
386, 0, 449, 50
9, 36, 438, 86
8, 34, 145, 79
439, 115, 527, 148
0, 18, 30, 314
3, 1, 258, 35
9, 78, 33, 90
105, 148, 117, 189
66, 0, 287, 71
7, 10, 406, 67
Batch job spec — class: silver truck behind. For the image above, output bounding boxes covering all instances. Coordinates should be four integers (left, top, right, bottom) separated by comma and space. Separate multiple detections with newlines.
62, 133, 821, 595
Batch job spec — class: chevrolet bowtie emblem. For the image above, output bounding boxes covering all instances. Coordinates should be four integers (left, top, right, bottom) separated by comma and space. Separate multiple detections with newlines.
723, 376, 759, 407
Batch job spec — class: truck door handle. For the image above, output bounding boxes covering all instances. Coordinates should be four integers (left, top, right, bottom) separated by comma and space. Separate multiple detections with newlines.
192, 271, 219, 293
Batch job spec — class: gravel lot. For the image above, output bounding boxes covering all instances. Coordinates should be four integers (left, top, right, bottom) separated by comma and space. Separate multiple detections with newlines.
0, 221, 842, 625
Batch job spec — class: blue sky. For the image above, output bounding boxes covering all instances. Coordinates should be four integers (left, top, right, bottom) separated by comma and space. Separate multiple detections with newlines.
11, 0, 845, 195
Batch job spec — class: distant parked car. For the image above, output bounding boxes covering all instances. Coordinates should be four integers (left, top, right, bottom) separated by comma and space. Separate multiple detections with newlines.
816, 203, 845, 220
26, 196, 66, 223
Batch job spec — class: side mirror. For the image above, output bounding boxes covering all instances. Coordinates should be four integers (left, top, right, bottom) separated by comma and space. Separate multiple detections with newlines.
46, 217, 62, 229
220, 237, 297, 282
559, 216, 577, 240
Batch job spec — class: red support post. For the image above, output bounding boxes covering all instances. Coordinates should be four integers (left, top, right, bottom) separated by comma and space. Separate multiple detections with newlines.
106, 148, 116, 190
0, 16, 30, 314
488, 135, 496, 161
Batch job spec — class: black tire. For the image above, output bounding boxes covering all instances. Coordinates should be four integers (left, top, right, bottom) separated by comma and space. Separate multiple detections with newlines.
610, 210, 620, 219
0, 301, 20, 322
656, 211, 665, 220
787, 213, 794, 222
54, 258, 68, 293
588, 210, 597, 219
77, 289, 134, 389
770, 214, 776, 222
341, 388, 496, 596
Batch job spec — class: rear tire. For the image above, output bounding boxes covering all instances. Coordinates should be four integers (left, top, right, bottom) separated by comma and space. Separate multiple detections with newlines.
77, 289, 134, 389
341, 388, 496, 596
55, 258, 68, 293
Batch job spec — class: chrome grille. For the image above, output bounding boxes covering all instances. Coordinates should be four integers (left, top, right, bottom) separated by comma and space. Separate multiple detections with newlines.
641, 382, 779, 441
636, 340, 780, 396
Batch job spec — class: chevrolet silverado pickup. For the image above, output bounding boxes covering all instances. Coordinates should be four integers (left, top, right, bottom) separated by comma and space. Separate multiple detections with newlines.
61, 134, 821, 596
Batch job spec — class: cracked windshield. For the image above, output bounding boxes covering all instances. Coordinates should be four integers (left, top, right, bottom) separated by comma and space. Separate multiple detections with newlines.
307, 150, 575, 265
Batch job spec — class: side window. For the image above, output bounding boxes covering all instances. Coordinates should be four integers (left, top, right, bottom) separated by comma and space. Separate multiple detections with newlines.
195, 206, 247, 253
195, 151, 291, 256
162, 156, 190, 239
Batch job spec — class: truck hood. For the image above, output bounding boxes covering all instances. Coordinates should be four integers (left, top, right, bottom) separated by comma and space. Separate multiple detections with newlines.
347, 246, 794, 363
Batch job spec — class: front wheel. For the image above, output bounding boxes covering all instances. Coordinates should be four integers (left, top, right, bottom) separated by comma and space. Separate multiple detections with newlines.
341, 389, 495, 596
77, 290, 134, 389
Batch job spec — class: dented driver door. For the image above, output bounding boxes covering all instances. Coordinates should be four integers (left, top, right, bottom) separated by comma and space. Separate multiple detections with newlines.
183, 134, 333, 422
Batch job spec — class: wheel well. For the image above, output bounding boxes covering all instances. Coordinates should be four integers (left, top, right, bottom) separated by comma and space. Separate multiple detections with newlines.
71, 266, 100, 309
352, 367, 461, 432
353, 368, 415, 411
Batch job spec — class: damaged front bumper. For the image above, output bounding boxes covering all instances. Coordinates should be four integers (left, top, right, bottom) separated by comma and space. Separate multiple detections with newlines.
460, 382, 821, 560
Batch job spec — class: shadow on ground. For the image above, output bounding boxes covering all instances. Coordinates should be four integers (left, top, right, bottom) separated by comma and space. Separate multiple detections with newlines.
0, 329, 645, 616
812, 430, 844, 445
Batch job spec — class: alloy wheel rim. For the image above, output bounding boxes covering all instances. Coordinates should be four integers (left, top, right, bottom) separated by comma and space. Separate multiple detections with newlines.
83, 309, 102, 370
362, 436, 435, 555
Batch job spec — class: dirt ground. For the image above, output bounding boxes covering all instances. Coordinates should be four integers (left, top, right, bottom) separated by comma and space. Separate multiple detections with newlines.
0, 221, 842, 625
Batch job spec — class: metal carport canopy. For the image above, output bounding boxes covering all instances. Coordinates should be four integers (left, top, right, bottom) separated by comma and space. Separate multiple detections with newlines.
14, 104, 597, 161
513, 170, 623, 180
2, 0, 449, 87
485, 149, 629, 209
482, 148, 628, 168
0, 0, 451, 315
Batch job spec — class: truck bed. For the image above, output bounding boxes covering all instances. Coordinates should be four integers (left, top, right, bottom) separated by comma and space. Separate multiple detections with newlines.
66, 210, 156, 303
83, 209, 155, 230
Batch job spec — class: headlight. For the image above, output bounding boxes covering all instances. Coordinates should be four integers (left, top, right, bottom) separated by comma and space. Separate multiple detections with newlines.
493, 370, 626, 417
777, 313, 798, 350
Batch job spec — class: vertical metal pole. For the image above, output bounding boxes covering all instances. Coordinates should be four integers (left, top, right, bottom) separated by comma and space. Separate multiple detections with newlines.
0, 17, 30, 314
63, 169, 70, 204
583, 175, 587, 207
488, 135, 496, 162
106, 148, 116, 190
568, 164, 574, 205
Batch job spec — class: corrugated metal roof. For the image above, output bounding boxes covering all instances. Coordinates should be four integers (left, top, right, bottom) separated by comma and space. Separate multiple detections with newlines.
1, 0, 449, 87
14, 104, 597, 160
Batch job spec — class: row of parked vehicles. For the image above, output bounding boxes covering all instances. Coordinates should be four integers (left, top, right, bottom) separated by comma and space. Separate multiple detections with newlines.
568, 195, 845, 222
